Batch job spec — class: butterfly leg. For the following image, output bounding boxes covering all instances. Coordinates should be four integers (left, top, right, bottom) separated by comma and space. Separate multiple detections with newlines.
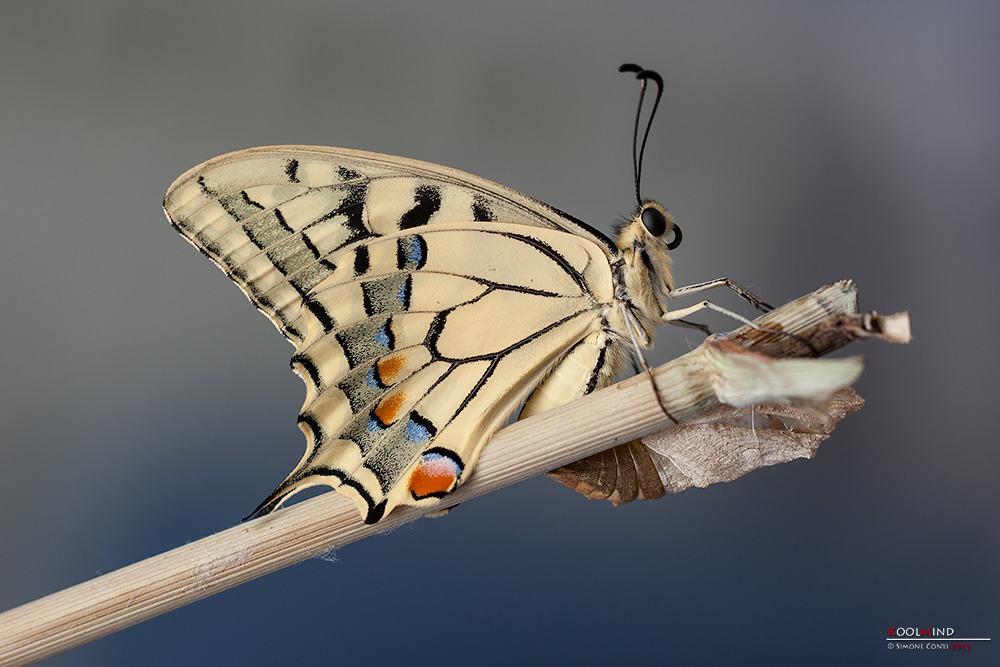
619, 303, 678, 424
665, 318, 712, 335
663, 300, 765, 329
670, 277, 774, 312
664, 299, 819, 354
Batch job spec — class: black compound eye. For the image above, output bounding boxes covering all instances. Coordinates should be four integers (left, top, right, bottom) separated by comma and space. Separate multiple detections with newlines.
666, 221, 682, 250
640, 207, 667, 236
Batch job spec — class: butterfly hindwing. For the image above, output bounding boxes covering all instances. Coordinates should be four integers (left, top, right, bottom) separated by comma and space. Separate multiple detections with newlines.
164, 146, 622, 522
275, 223, 614, 521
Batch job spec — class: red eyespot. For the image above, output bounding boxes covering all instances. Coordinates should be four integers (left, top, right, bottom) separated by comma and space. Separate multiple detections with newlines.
409, 450, 463, 499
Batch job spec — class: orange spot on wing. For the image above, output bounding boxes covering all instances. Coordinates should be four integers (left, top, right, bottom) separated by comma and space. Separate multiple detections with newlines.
374, 393, 407, 425
377, 355, 406, 384
409, 456, 459, 498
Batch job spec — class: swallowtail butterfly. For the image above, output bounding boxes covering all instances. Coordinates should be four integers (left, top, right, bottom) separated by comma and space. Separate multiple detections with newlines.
164, 65, 769, 523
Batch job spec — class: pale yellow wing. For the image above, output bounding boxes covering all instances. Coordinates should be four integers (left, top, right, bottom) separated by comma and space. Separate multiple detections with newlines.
164, 145, 618, 345
164, 146, 618, 522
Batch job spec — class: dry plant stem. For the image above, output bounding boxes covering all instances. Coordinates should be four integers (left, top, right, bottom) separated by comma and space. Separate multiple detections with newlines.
0, 281, 906, 666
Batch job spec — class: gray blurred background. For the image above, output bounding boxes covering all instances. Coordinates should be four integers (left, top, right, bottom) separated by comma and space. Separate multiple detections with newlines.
1, 2, 997, 665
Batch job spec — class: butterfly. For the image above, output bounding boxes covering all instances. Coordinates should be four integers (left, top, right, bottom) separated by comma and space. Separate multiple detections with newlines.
163, 65, 770, 524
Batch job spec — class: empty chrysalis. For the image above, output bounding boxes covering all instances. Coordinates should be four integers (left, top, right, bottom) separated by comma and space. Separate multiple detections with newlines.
164, 64, 771, 523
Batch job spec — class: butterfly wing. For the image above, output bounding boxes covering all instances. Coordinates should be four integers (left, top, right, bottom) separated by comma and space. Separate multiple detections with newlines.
165, 146, 618, 522
164, 145, 617, 345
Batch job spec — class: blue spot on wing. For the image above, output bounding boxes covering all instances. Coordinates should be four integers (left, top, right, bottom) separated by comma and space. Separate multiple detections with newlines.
397, 235, 428, 271
405, 418, 432, 445
375, 322, 392, 348
406, 237, 424, 265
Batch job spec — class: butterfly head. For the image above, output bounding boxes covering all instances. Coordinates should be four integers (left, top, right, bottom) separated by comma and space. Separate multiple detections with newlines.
614, 200, 681, 326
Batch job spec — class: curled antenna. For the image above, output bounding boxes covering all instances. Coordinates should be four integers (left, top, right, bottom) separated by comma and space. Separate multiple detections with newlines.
619, 63, 664, 204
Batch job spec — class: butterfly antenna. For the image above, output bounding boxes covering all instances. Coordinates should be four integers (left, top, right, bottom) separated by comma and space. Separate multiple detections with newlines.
619, 63, 664, 204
